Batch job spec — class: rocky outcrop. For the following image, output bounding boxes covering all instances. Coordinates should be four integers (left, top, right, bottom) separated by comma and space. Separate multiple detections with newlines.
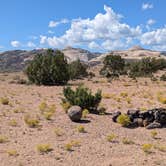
112, 108, 166, 129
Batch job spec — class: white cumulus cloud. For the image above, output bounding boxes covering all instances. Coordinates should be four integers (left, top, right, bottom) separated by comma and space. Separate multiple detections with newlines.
141, 27, 166, 50
147, 19, 156, 25
27, 41, 36, 47
42, 5, 141, 50
142, 3, 153, 10
48, 19, 69, 28
11, 41, 21, 47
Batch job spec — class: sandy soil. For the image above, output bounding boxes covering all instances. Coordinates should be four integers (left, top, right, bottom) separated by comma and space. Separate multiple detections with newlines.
0, 72, 166, 166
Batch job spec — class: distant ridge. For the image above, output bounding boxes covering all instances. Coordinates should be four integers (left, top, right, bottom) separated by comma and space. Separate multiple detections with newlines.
0, 46, 165, 72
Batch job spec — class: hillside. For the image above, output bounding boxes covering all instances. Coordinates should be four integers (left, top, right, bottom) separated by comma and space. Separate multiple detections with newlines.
0, 48, 100, 72
0, 46, 166, 72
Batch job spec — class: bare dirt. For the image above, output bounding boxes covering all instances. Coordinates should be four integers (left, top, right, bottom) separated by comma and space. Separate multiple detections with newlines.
0, 72, 166, 166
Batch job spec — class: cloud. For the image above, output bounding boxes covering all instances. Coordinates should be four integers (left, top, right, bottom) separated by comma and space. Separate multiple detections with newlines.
48, 30, 55, 34
88, 41, 100, 49
42, 5, 141, 50
11, 41, 21, 47
40, 35, 47, 44
141, 27, 166, 50
27, 41, 36, 47
48, 19, 69, 28
147, 19, 156, 25
142, 3, 153, 10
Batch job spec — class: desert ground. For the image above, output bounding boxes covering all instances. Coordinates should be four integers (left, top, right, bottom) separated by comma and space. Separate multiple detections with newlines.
0, 71, 166, 166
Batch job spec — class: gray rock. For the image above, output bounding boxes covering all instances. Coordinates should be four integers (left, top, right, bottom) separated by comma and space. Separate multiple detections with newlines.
146, 122, 162, 129
133, 118, 143, 127
67, 106, 82, 122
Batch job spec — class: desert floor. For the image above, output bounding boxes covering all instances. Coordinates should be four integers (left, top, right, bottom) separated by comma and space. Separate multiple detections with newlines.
0, 72, 166, 166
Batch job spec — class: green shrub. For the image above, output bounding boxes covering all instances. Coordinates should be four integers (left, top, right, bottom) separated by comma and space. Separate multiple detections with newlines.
160, 73, 166, 81
117, 114, 131, 127
128, 58, 166, 78
25, 49, 70, 85
68, 60, 88, 80
100, 55, 125, 77
62, 86, 102, 112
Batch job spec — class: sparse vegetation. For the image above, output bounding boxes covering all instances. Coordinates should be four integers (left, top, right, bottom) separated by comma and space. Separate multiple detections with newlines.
36, 144, 52, 154
77, 125, 86, 133
122, 138, 135, 145
82, 109, 89, 118
0, 97, 9, 105
64, 143, 73, 151
160, 73, 166, 81
24, 115, 39, 128
106, 134, 117, 142
128, 58, 166, 78
117, 114, 131, 127
150, 130, 158, 139
9, 119, 17, 127
7, 149, 18, 156
142, 143, 153, 154
54, 128, 64, 137
0, 135, 8, 143
68, 60, 88, 80
62, 85, 102, 112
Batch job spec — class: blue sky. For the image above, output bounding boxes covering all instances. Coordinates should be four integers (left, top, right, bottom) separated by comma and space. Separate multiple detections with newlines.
0, 0, 166, 52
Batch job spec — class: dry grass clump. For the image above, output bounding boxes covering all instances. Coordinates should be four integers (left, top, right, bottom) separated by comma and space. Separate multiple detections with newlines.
82, 109, 89, 118
24, 115, 39, 128
122, 138, 135, 145
0, 135, 8, 143
117, 114, 131, 127
54, 128, 64, 137
36, 144, 53, 154
150, 130, 158, 139
157, 92, 166, 104
142, 144, 153, 154
102, 93, 111, 99
106, 134, 117, 142
77, 125, 86, 133
9, 119, 17, 127
39, 101, 56, 120
0, 97, 9, 105
64, 140, 81, 151
64, 143, 73, 151
7, 149, 18, 156
120, 92, 128, 98
61, 102, 71, 112
154, 144, 166, 152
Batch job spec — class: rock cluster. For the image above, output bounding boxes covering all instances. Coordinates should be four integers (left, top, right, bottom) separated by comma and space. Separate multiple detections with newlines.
112, 108, 166, 129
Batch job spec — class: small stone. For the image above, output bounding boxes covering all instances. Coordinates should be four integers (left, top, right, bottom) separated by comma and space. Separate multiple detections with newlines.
67, 106, 82, 122
146, 122, 162, 129
134, 118, 143, 127
112, 111, 121, 122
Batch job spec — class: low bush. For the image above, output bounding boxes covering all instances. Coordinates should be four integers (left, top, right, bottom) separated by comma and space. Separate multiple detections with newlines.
117, 114, 131, 127
68, 60, 88, 80
62, 85, 102, 112
160, 73, 166, 81
128, 58, 166, 78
